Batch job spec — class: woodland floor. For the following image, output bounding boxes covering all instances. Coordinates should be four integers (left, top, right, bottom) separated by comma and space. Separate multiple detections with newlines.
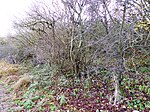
0, 61, 149, 112
0, 82, 19, 112
0, 83, 11, 112
0, 83, 19, 112
0, 61, 21, 112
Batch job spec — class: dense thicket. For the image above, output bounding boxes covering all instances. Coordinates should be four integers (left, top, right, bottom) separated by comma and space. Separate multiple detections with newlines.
2, 0, 149, 105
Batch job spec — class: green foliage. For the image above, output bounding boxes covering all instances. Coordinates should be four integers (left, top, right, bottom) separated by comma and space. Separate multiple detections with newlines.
32, 95, 40, 101
15, 84, 37, 109
127, 98, 146, 110
99, 93, 103, 98
145, 101, 150, 108
100, 69, 108, 75
28, 64, 54, 86
15, 98, 35, 109
23, 88, 36, 99
139, 67, 150, 73
15, 82, 49, 110
50, 104, 57, 111
59, 95, 67, 106
23, 99, 35, 109
14, 82, 55, 110
84, 79, 91, 90
138, 85, 149, 94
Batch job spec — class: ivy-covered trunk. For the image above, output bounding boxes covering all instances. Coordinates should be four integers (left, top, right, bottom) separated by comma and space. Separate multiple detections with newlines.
109, 65, 124, 105
112, 72, 123, 105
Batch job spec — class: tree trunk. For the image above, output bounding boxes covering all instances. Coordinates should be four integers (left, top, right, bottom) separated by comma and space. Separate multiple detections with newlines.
112, 73, 122, 105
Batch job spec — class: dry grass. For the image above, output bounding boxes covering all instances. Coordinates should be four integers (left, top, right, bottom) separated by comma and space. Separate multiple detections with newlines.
0, 60, 32, 91
0, 60, 21, 77
11, 75, 31, 90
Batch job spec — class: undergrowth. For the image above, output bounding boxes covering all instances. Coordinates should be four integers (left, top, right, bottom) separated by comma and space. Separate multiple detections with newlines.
11, 64, 150, 112
0, 60, 149, 111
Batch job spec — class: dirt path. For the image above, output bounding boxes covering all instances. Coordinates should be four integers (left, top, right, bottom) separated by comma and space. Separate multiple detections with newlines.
0, 61, 21, 111
0, 83, 20, 112
0, 83, 12, 112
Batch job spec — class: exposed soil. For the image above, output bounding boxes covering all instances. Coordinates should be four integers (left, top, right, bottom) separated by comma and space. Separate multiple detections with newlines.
0, 83, 12, 112
0, 61, 21, 111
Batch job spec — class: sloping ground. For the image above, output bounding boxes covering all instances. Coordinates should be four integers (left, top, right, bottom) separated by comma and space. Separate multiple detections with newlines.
12, 65, 150, 112
0, 61, 21, 111
0, 60, 149, 112
0, 83, 15, 112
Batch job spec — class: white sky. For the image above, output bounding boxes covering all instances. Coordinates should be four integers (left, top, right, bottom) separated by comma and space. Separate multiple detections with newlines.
0, 0, 116, 37
0, 0, 35, 37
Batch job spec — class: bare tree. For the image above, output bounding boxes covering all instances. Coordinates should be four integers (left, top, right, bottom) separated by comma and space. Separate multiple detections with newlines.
11, 0, 149, 106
